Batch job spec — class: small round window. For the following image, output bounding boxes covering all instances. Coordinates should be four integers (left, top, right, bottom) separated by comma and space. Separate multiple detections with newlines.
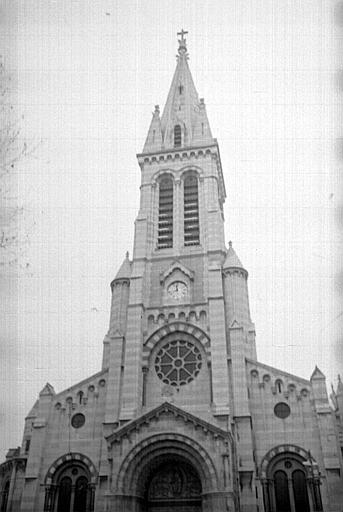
274, 402, 291, 419
71, 413, 85, 429
155, 340, 202, 387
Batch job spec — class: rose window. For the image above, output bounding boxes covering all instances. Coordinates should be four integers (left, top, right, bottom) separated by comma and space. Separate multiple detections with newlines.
155, 340, 202, 387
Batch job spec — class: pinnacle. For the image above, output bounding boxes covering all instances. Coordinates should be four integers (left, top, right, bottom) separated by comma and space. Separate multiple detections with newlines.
223, 241, 246, 271
310, 365, 326, 380
113, 252, 132, 282
39, 382, 55, 396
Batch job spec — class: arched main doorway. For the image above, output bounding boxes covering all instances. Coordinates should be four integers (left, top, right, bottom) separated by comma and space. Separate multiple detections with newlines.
116, 433, 219, 512
145, 457, 202, 511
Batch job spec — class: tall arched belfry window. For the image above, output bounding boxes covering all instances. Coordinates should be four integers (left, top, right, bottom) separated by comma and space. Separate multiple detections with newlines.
157, 176, 173, 249
184, 175, 200, 246
174, 124, 182, 147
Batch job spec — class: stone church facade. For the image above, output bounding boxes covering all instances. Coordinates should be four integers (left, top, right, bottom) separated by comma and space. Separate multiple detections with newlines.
1, 32, 343, 512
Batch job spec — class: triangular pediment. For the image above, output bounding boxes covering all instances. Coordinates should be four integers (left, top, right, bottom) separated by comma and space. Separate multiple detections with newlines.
106, 402, 229, 444
160, 261, 194, 284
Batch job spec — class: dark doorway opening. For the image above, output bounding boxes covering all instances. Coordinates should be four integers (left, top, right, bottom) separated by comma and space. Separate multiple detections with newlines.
145, 459, 202, 512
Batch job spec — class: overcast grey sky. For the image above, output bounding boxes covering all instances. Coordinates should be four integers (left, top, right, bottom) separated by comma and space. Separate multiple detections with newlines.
0, 0, 341, 460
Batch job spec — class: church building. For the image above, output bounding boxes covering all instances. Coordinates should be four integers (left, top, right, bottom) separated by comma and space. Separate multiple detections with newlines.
1, 31, 343, 512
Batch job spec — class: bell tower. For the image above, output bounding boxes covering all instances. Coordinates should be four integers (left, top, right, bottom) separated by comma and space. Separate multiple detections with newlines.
103, 31, 255, 429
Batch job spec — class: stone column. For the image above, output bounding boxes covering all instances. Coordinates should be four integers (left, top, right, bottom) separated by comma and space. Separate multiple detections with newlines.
261, 479, 271, 512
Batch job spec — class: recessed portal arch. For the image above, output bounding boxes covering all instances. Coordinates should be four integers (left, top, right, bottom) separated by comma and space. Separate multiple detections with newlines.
116, 433, 218, 511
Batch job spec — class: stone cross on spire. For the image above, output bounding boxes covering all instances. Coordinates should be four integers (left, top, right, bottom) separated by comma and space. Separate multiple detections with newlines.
177, 29, 188, 42
177, 29, 188, 55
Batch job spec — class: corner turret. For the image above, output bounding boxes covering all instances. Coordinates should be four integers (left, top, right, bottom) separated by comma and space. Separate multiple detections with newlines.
223, 242, 256, 360
102, 252, 131, 369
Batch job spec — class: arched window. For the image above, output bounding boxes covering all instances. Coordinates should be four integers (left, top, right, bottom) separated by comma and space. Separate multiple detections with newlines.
158, 177, 173, 249
184, 175, 200, 246
274, 471, 290, 512
46, 461, 94, 512
275, 379, 283, 393
0, 481, 10, 512
263, 454, 316, 512
57, 477, 72, 512
74, 476, 88, 512
292, 470, 310, 512
174, 125, 182, 147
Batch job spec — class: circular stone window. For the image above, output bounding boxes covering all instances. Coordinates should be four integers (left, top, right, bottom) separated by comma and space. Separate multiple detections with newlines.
274, 402, 291, 419
155, 339, 202, 387
71, 413, 85, 429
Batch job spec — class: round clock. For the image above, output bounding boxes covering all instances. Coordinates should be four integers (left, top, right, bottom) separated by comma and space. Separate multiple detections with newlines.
167, 281, 188, 300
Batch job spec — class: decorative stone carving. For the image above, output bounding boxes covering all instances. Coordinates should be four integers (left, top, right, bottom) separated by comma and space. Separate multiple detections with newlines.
148, 463, 201, 500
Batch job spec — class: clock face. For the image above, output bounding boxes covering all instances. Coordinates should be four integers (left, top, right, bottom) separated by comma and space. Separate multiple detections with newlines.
167, 281, 188, 300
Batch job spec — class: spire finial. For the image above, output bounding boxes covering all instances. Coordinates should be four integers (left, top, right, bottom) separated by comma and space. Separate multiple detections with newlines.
177, 29, 188, 56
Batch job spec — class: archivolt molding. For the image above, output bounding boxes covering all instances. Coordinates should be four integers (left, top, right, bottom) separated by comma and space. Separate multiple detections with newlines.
259, 444, 314, 479
45, 452, 97, 485
151, 169, 175, 184
143, 321, 211, 366
115, 432, 218, 495
179, 165, 204, 179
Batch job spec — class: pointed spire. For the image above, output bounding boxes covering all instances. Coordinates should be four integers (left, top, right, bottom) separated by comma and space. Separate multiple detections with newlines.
143, 105, 163, 153
141, 31, 215, 153
112, 251, 132, 283
223, 241, 247, 272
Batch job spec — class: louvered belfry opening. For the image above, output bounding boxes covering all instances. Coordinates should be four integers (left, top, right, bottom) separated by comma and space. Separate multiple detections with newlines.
174, 124, 182, 147
184, 175, 200, 246
157, 177, 173, 249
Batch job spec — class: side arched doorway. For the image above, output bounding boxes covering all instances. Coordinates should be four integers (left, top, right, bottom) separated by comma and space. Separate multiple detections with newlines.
260, 446, 323, 512
44, 453, 97, 512
144, 456, 202, 512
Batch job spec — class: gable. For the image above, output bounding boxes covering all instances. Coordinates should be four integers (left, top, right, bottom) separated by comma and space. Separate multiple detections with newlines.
106, 402, 229, 445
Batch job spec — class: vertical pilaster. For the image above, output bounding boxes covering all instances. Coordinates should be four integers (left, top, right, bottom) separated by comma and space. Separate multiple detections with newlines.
119, 260, 145, 419
104, 334, 125, 423
208, 262, 230, 415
